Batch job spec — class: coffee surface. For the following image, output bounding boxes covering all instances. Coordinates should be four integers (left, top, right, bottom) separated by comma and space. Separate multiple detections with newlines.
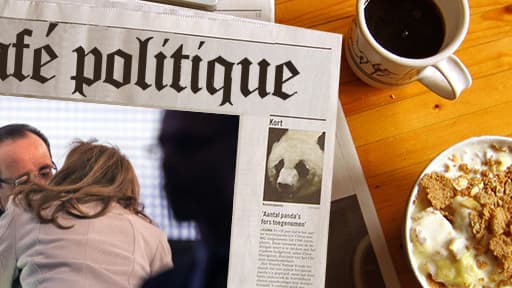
364, 0, 445, 59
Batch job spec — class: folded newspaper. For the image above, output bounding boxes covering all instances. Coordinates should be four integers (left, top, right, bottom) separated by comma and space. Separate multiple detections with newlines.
0, 0, 399, 287
23, 0, 274, 21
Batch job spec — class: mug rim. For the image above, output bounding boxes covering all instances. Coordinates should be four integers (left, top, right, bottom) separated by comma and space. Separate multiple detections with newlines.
356, 0, 470, 67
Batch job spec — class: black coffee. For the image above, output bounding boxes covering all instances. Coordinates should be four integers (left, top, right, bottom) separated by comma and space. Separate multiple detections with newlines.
364, 0, 445, 59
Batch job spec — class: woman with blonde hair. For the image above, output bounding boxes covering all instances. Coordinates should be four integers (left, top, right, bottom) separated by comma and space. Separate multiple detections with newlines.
0, 140, 172, 288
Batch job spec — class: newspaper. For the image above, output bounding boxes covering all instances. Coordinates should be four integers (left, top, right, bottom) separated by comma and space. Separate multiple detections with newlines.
0, 0, 399, 287
326, 105, 400, 287
22, 0, 274, 21
139, 0, 275, 21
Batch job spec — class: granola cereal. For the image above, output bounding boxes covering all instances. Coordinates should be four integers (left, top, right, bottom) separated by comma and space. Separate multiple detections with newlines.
408, 139, 512, 287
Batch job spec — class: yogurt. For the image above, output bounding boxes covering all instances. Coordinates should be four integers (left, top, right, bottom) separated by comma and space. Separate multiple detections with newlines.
410, 201, 487, 287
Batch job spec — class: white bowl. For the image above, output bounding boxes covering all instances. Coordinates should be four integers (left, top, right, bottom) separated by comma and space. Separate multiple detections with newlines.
404, 135, 512, 287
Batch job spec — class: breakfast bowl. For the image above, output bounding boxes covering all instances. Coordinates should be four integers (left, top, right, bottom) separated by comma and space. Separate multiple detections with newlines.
404, 136, 512, 287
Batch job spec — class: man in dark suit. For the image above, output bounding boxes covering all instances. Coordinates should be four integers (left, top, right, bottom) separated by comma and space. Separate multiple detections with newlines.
143, 110, 239, 288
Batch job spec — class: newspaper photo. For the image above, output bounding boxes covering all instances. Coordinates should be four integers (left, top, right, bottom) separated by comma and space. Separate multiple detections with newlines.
0, 0, 339, 287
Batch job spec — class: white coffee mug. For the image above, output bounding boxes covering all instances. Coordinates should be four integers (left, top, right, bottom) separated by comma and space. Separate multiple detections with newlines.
345, 0, 472, 100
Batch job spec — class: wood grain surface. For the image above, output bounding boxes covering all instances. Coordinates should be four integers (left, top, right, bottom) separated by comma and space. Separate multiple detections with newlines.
275, 0, 512, 286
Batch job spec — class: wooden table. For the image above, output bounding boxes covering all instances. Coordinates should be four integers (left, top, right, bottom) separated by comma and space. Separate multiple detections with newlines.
275, 0, 512, 286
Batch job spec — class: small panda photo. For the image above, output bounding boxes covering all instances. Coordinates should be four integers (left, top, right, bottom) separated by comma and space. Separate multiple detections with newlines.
263, 127, 325, 205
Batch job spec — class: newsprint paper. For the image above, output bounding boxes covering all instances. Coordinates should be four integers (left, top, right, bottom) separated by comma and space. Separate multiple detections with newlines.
23, 0, 275, 22
0, 0, 399, 287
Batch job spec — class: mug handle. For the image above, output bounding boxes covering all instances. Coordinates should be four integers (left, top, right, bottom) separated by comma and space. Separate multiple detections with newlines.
418, 55, 472, 100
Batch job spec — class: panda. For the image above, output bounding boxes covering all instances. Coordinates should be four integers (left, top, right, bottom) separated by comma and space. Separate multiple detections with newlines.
265, 129, 325, 204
